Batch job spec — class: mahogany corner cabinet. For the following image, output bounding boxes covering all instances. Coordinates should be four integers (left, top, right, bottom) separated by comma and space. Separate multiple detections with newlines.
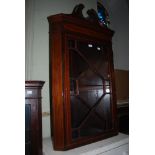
47, 4, 118, 150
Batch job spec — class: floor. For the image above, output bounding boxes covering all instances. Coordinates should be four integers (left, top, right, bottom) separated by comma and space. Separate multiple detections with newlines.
43, 133, 129, 155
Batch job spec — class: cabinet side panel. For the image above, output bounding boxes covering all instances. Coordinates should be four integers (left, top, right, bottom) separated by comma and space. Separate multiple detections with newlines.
50, 25, 65, 149
108, 43, 118, 131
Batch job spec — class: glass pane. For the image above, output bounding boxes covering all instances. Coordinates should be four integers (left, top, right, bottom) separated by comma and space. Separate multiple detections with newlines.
25, 104, 32, 155
95, 94, 112, 129
25, 104, 31, 142
72, 130, 79, 139
80, 112, 104, 137
78, 89, 103, 108
69, 49, 89, 79
78, 69, 103, 86
77, 41, 110, 79
71, 96, 89, 128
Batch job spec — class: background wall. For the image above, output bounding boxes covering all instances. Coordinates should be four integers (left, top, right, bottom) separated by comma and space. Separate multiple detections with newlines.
99, 0, 129, 70
25, 0, 129, 138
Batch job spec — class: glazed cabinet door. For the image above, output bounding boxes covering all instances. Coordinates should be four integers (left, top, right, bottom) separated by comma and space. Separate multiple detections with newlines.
65, 37, 116, 144
48, 10, 118, 150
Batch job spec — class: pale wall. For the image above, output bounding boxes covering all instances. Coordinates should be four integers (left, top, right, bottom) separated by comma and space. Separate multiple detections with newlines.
26, 0, 97, 138
25, 0, 129, 138
100, 0, 129, 70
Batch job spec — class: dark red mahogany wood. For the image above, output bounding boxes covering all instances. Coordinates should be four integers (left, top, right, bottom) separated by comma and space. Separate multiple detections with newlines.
48, 4, 118, 150
25, 81, 45, 155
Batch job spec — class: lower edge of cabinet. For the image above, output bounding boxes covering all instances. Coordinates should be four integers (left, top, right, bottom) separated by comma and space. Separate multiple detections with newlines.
53, 131, 118, 151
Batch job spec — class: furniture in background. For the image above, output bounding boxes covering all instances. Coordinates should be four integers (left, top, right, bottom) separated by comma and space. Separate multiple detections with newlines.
25, 81, 45, 155
48, 4, 118, 150
115, 69, 129, 134
117, 103, 129, 134
114, 69, 129, 101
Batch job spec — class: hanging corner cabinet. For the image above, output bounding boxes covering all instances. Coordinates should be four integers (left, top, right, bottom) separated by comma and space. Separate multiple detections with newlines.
48, 4, 118, 150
